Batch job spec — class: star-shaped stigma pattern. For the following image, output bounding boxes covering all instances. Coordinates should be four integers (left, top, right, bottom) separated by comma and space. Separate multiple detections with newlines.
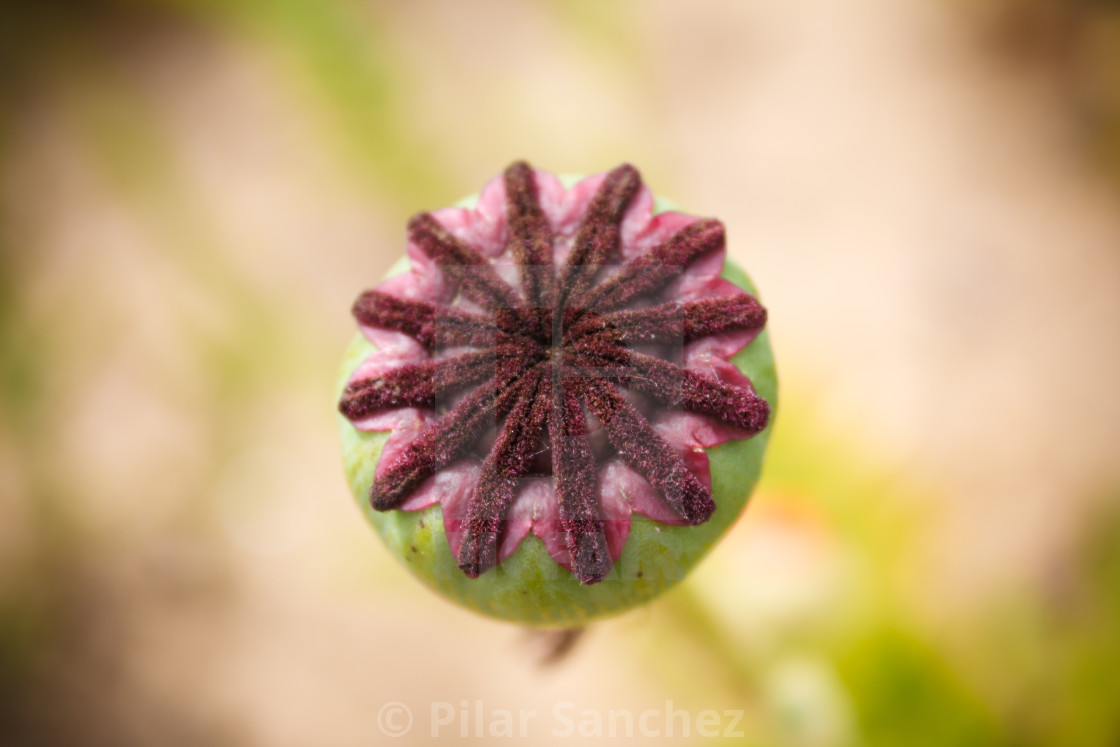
339, 161, 770, 584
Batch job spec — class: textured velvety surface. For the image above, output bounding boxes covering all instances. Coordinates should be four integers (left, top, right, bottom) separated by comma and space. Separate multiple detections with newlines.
336, 178, 778, 626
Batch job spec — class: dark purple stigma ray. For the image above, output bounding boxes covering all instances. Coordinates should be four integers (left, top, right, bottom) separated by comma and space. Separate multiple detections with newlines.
352, 290, 506, 349
598, 295, 766, 346
555, 164, 641, 309
552, 376, 612, 584
503, 161, 555, 308
579, 379, 716, 525
572, 345, 770, 435
457, 368, 551, 578
339, 341, 531, 418
575, 218, 726, 313
368, 360, 537, 511
340, 351, 493, 417
343, 159, 772, 583
407, 213, 523, 312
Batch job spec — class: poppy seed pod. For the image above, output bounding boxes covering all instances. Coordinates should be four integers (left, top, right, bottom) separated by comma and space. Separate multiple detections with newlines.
337, 162, 777, 626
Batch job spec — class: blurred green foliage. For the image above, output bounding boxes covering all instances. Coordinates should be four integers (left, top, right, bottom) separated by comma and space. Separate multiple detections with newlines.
649, 408, 1120, 745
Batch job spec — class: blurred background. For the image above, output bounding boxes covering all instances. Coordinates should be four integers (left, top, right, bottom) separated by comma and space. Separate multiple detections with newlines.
2, 0, 1120, 744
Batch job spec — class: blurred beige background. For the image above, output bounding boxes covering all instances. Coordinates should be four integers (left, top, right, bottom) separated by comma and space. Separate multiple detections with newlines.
2, 0, 1119, 745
